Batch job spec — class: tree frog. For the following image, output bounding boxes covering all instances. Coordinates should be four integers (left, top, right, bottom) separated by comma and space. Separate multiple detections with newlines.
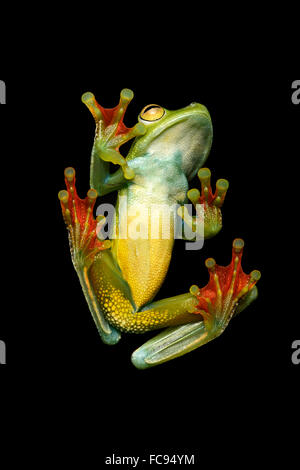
58, 89, 260, 369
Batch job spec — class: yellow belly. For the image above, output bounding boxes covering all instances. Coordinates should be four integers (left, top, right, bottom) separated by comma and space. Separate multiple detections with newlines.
112, 188, 176, 309
115, 237, 174, 309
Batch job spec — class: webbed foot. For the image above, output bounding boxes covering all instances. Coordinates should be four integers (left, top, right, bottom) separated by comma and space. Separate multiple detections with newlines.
179, 168, 229, 239
131, 239, 260, 368
81, 89, 146, 179
190, 238, 261, 335
58, 167, 111, 269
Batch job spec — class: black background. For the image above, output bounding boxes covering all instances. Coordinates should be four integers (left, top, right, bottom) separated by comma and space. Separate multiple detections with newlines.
0, 34, 299, 466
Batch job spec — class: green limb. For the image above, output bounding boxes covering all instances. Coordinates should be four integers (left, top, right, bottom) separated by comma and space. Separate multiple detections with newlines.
131, 287, 259, 370
58, 167, 121, 345
131, 322, 208, 369
82, 89, 146, 194
90, 146, 127, 196
76, 265, 121, 345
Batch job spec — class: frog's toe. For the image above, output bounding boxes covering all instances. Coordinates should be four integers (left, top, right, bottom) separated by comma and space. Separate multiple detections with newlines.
197, 167, 212, 201
214, 178, 229, 207
197, 168, 229, 207
120, 87, 134, 103
187, 187, 200, 205
81, 92, 103, 122
190, 238, 261, 333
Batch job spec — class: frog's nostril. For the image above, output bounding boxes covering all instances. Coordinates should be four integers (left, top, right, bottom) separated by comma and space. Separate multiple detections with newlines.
190, 102, 197, 106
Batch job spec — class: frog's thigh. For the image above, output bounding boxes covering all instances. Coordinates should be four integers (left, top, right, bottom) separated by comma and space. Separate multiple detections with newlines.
90, 252, 200, 333
89, 250, 136, 330
125, 292, 200, 333
139, 294, 200, 329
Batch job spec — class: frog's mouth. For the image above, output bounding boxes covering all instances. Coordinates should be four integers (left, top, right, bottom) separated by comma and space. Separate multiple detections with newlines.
131, 104, 213, 180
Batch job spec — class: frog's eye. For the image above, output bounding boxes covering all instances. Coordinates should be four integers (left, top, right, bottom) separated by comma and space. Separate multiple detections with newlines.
140, 104, 165, 122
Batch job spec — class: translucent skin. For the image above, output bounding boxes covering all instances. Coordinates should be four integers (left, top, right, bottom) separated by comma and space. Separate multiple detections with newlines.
59, 89, 260, 368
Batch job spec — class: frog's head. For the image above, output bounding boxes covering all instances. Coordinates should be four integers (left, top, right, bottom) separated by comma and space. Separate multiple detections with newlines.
127, 101, 213, 180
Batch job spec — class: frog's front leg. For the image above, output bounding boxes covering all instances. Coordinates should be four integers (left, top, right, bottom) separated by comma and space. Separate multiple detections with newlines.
81, 89, 146, 194
131, 239, 260, 369
178, 167, 229, 240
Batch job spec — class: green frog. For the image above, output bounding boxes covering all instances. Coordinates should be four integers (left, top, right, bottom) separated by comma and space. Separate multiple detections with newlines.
58, 89, 260, 369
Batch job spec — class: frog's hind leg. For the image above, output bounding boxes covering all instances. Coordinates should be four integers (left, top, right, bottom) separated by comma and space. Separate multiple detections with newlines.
131, 239, 261, 369
89, 258, 201, 334
90, 238, 259, 370
58, 167, 121, 345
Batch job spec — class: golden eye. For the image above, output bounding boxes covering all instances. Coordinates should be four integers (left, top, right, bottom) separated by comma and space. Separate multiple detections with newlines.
140, 104, 165, 121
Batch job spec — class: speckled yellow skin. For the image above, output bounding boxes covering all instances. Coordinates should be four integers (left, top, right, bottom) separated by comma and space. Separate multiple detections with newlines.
89, 252, 197, 333
87, 101, 214, 333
